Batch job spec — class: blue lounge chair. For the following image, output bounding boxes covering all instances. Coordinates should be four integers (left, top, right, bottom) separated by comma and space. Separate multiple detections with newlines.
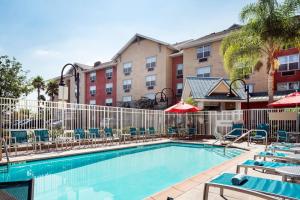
167, 127, 176, 137
74, 128, 87, 147
34, 129, 53, 150
254, 151, 300, 163
129, 127, 138, 142
139, 128, 146, 141
187, 128, 196, 139
203, 173, 300, 200
224, 123, 243, 140
104, 127, 114, 144
147, 127, 157, 140
88, 128, 101, 146
250, 123, 269, 144
236, 159, 298, 174
277, 130, 288, 142
10, 130, 31, 155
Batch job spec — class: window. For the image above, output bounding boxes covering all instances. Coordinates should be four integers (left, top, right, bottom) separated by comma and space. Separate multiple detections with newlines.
146, 75, 156, 88
89, 100, 96, 105
176, 83, 183, 95
123, 79, 132, 92
277, 81, 299, 91
146, 56, 156, 70
278, 54, 299, 71
197, 44, 210, 59
247, 84, 254, 93
105, 83, 113, 94
90, 86, 96, 96
144, 93, 155, 100
123, 62, 132, 75
105, 98, 113, 106
123, 96, 132, 102
197, 66, 211, 77
176, 64, 183, 78
105, 68, 113, 79
89, 72, 96, 82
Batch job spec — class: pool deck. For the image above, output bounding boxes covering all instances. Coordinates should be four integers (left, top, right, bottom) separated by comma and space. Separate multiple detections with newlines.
0, 139, 287, 200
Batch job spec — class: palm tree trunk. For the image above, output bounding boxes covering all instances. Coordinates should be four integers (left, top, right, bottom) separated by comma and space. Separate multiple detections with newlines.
268, 70, 274, 103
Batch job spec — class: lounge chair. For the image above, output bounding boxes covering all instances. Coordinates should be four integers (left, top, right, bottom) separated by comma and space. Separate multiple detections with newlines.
139, 128, 146, 141
268, 144, 300, 154
277, 130, 288, 143
250, 123, 269, 144
147, 127, 157, 140
104, 127, 114, 145
254, 151, 300, 163
167, 127, 176, 137
224, 123, 243, 140
203, 173, 300, 200
9, 130, 32, 155
236, 159, 298, 174
187, 128, 196, 139
88, 128, 101, 146
34, 129, 55, 151
129, 127, 138, 142
0, 179, 34, 200
74, 128, 88, 147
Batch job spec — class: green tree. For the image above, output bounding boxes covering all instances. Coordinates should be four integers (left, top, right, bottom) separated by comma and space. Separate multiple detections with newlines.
221, 0, 300, 102
184, 97, 198, 106
31, 76, 45, 101
0, 55, 31, 98
46, 80, 58, 101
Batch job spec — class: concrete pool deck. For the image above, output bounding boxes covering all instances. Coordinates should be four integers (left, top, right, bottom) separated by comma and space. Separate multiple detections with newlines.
0, 139, 283, 200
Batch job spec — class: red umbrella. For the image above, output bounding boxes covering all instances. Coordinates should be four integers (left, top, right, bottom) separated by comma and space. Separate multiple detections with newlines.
269, 92, 300, 108
165, 101, 201, 113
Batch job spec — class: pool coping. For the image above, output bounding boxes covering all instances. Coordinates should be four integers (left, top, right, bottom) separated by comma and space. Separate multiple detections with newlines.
145, 144, 254, 200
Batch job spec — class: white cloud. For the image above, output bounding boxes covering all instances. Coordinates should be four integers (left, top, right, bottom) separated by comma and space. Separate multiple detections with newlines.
32, 49, 61, 58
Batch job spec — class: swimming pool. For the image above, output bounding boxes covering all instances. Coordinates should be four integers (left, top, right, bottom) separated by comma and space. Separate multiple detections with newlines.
0, 142, 243, 200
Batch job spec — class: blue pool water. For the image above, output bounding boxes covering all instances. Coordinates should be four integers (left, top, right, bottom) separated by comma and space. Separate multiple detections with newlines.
0, 142, 243, 200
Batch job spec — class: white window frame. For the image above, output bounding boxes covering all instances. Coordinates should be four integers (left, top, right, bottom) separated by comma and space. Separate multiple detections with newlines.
146, 56, 156, 69
105, 83, 113, 94
89, 72, 96, 82
278, 54, 299, 71
123, 79, 132, 91
197, 66, 211, 77
176, 64, 183, 77
122, 96, 132, 102
123, 62, 132, 75
90, 86, 96, 96
146, 75, 156, 87
105, 98, 113, 106
105, 68, 113, 78
89, 100, 96, 105
176, 83, 183, 95
197, 44, 210, 59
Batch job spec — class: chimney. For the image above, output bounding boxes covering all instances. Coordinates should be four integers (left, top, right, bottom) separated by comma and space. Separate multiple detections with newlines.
94, 61, 101, 67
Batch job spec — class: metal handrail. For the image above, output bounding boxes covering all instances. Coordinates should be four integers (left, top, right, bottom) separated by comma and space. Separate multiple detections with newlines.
224, 129, 268, 155
213, 128, 248, 145
2, 138, 10, 163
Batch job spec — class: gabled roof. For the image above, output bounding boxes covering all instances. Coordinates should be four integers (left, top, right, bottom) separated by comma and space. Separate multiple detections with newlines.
185, 76, 247, 100
179, 24, 241, 49
85, 61, 117, 72
112, 33, 178, 60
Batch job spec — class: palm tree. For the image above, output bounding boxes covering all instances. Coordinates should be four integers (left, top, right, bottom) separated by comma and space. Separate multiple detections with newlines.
46, 80, 59, 101
221, 0, 300, 103
31, 76, 45, 101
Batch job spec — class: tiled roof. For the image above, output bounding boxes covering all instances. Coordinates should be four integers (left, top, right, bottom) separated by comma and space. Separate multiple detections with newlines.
185, 76, 247, 100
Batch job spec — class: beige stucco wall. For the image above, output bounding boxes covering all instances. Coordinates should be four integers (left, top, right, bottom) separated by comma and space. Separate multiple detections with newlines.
116, 39, 173, 102
182, 40, 268, 93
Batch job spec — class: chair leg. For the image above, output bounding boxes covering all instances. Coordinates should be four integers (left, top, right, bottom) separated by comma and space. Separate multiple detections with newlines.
220, 187, 224, 197
203, 184, 209, 200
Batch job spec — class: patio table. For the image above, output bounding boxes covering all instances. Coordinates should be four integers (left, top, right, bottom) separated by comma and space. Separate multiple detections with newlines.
178, 128, 188, 136
275, 166, 300, 181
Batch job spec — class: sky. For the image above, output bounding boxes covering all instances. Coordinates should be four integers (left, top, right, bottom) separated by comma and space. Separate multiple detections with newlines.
0, 0, 256, 98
